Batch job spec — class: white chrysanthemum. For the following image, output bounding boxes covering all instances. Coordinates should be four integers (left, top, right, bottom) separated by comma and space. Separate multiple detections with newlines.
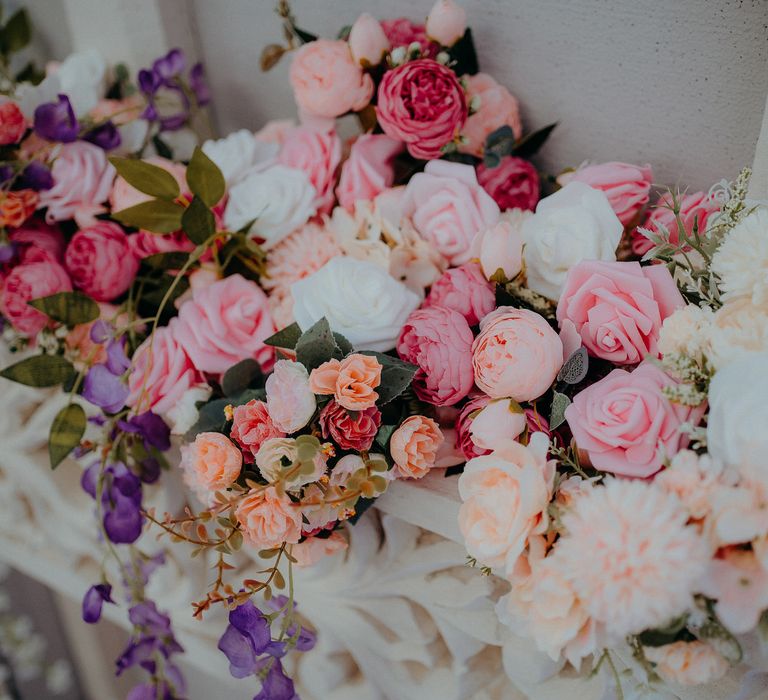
711, 207, 768, 306
707, 297, 768, 369
658, 304, 714, 360
556, 479, 709, 642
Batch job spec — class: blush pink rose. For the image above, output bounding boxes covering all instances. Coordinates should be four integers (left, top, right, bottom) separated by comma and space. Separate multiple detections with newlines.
336, 134, 402, 212
182, 432, 243, 492
126, 319, 206, 416
292, 531, 348, 567
109, 156, 187, 212
230, 399, 285, 461
402, 160, 499, 265
290, 39, 374, 119
319, 400, 381, 451
455, 394, 492, 460
174, 274, 275, 374
38, 141, 115, 227
348, 14, 390, 67
632, 191, 720, 256
557, 260, 684, 364
1, 260, 71, 336
564, 361, 705, 478
265, 360, 316, 434
397, 305, 474, 406
10, 218, 66, 264
380, 18, 434, 54
278, 125, 342, 215
459, 73, 522, 157
562, 162, 653, 227
425, 0, 467, 46
390, 415, 443, 479
376, 59, 467, 160
0, 102, 26, 145
236, 486, 302, 549
424, 262, 495, 326
472, 307, 563, 402
64, 221, 139, 301
476, 157, 539, 212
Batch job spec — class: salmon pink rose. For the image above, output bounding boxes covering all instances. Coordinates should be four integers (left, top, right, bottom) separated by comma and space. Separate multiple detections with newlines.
557, 260, 684, 364
182, 432, 243, 492
423, 262, 495, 326
265, 360, 316, 434
476, 157, 539, 212
289, 39, 374, 119
376, 59, 467, 160
0, 102, 26, 144
644, 641, 728, 687
174, 274, 275, 374
336, 134, 402, 212
319, 400, 381, 451
236, 486, 302, 549
230, 400, 285, 461
309, 354, 382, 411
459, 73, 522, 157
565, 362, 705, 478
397, 305, 474, 407
391, 415, 443, 479
472, 307, 563, 402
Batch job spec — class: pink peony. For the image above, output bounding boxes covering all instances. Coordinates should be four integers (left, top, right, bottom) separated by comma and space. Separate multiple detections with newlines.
562, 162, 653, 227
455, 394, 492, 460
336, 134, 402, 212
380, 18, 433, 53
0, 102, 26, 145
174, 274, 275, 375
424, 262, 495, 326
230, 399, 285, 461
376, 59, 467, 160
109, 156, 186, 212
278, 125, 342, 215
565, 362, 705, 478
289, 39, 374, 119
397, 305, 474, 406
556, 260, 684, 364
319, 400, 381, 451
476, 157, 539, 212
38, 141, 115, 227
10, 218, 66, 264
64, 221, 139, 302
1, 260, 71, 336
402, 160, 499, 265
459, 73, 522, 157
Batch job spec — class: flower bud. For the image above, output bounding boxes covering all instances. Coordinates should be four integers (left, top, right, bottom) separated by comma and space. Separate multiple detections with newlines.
426, 0, 467, 47
348, 13, 390, 67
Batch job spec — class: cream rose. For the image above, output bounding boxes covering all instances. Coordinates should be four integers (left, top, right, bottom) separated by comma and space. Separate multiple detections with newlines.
707, 297, 768, 370
202, 128, 277, 187
522, 182, 622, 300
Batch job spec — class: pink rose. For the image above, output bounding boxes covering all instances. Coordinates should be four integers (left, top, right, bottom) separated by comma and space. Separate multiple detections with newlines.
425, 0, 467, 46
255, 120, 296, 145
278, 125, 342, 215
471, 214, 526, 282
469, 398, 527, 453
376, 59, 467, 160
380, 18, 434, 54
455, 394, 492, 460
319, 400, 381, 451
565, 362, 705, 478
174, 274, 275, 374
563, 162, 653, 227
336, 134, 402, 212
236, 486, 302, 549
632, 191, 720, 256
230, 399, 285, 461
459, 73, 522, 157
397, 305, 474, 406
265, 360, 316, 434
1, 260, 71, 336
181, 432, 243, 493
348, 14, 390, 66
292, 531, 348, 567
64, 221, 139, 301
289, 40, 374, 119
476, 157, 539, 212
38, 141, 115, 227
390, 415, 443, 479
0, 102, 26, 145
424, 262, 495, 326
109, 156, 186, 212
402, 160, 499, 265
10, 218, 66, 264
126, 320, 206, 416
472, 307, 563, 401
557, 260, 684, 365
128, 231, 195, 259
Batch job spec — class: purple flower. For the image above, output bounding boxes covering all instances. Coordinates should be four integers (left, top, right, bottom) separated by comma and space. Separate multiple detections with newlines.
138, 68, 161, 95
254, 661, 299, 700
19, 161, 54, 191
190, 63, 210, 106
105, 337, 131, 375
82, 461, 144, 544
80, 461, 99, 498
82, 364, 129, 413
84, 120, 122, 150
0, 165, 13, 184
217, 601, 271, 678
118, 411, 171, 452
82, 583, 114, 623
0, 243, 16, 264
34, 94, 79, 142
153, 49, 185, 81
89, 319, 113, 344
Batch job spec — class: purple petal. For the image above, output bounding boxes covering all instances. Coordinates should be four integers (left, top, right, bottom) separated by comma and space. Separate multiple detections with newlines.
139, 457, 161, 484
82, 583, 113, 623
80, 462, 100, 499
89, 320, 113, 344
116, 637, 157, 675
105, 337, 130, 375
19, 161, 54, 191
229, 601, 271, 654
83, 120, 121, 150
82, 364, 129, 413
129, 600, 173, 637
138, 69, 160, 95
153, 49, 186, 80
0, 243, 17, 264
0, 165, 14, 184
126, 684, 155, 700
33, 94, 79, 142
254, 660, 298, 700
190, 63, 210, 106
129, 411, 171, 451
217, 624, 258, 679
103, 495, 143, 543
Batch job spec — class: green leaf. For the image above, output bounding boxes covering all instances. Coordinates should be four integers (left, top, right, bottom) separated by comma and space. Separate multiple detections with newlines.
28, 291, 99, 326
186, 147, 225, 208
108, 157, 181, 200
264, 322, 302, 350
557, 347, 588, 385
181, 195, 216, 244
483, 125, 516, 168
0, 355, 75, 387
222, 359, 263, 397
295, 318, 338, 370
333, 332, 353, 358
152, 134, 173, 159
361, 352, 417, 405
511, 122, 558, 160
549, 391, 571, 430
49, 403, 86, 469
112, 199, 184, 233
2, 9, 31, 55
143, 251, 190, 269
15, 60, 44, 85
374, 424, 396, 452
185, 398, 231, 439
444, 465, 464, 477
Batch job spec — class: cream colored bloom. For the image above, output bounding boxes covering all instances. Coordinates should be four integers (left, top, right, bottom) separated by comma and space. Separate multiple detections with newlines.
645, 641, 729, 686
707, 297, 768, 369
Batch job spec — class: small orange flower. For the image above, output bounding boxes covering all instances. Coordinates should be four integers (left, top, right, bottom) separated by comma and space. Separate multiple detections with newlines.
0, 189, 38, 228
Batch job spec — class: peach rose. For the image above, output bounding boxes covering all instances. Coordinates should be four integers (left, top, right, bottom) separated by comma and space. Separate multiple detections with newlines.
390, 415, 443, 479
336, 134, 402, 212
309, 354, 382, 411
458, 432, 555, 571
472, 307, 563, 402
645, 641, 729, 686
291, 532, 348, 567
0, 189, 38, 228
289, 39, 374, 119
265, 359, 317, 433
459, 73, 522, 157
230, 399, 285, 461
181, 432, 243, 492
236, 486, 303, 550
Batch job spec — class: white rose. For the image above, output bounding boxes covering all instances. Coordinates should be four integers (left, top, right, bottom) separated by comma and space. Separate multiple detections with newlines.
707, 352, 768, 476
166, 386, 212, 436
291, 256, 420, 352
265, 360, 316, 433
202, 129, 277, 187
522, 181, 622, 300
224, 164, 316, 249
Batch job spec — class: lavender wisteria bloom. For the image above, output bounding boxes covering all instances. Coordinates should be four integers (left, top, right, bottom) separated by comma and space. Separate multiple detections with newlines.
82, 583, 114, 623
81, 461, 144, 544
19, 161, 54, 190
82, 363, 129, 413
33, 94, 79, 142
83, 120, 122, 150
254, 661, 299, 700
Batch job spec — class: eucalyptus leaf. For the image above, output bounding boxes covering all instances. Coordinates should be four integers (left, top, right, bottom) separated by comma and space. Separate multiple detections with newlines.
181, 195, 216, 244
49, 403, 86, 469
374, 424, 396, 451
1, 9, 31, 55
360, 352, 417, 405
185, 398, 231, 439
187, 147, 226, 208
511, 122, 558, 160
549, 391, 571, 430
264, 322, 301, 350
112, 199, 184, 233
28, 291, 99, 326
557, 347, 589, 385
221, 359, 263, 397
295, 318, 337, 370
0, 355, 75, 387
108, 157, 181, 200
332, 332, 353, 358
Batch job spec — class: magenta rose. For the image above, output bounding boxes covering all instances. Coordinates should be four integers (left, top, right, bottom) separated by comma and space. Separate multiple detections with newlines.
376, 59, 467, 160
563, 162, 653, 227
1, 260, 71, 336
65, 222, 139, 302
397, 305, 474, 406
476, 157, 539, 212
381, 18, 434, 53
336, 134, 402, 212
565, 362, 705, 478
455, 393, 492, 460
319, 400, 381, 451
557, 260, 684, 365
424, 262, 495, 326
10, 218, 66, 264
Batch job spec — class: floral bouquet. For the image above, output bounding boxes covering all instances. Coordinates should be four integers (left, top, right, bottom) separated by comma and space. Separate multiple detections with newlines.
1, 1, 767, 699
